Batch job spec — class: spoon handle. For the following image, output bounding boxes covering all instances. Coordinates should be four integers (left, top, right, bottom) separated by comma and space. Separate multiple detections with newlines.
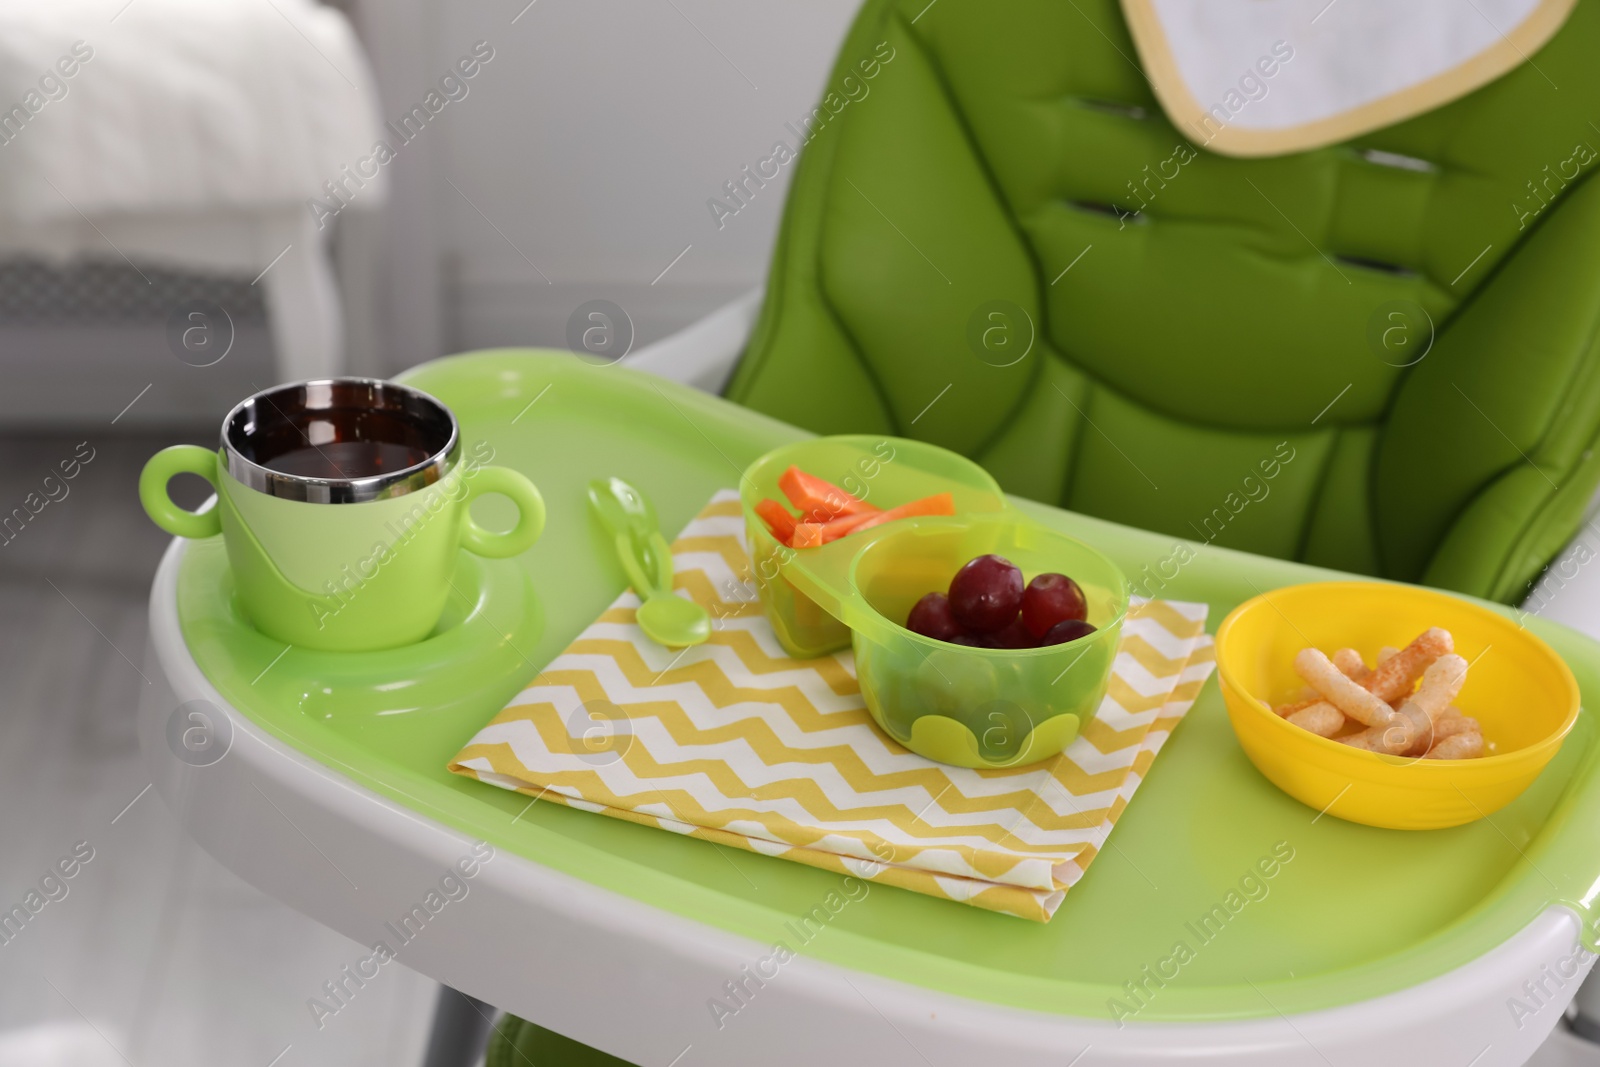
648, 531, 675, 594
614, 532, 660, 600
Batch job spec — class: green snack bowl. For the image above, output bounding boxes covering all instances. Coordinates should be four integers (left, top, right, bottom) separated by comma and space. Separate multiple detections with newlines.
742, 436, 1128, 768
739, 434, 1007, 659
847, 516, 1128, 768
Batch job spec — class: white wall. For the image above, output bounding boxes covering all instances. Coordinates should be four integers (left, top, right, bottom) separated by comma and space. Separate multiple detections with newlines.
352, 0, 862, 372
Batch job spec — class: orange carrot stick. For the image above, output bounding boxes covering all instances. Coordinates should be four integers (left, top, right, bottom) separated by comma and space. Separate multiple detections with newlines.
754, 498, 798, 545
805, 510, 880, 542
777, 466, 877, 520
790, 523, 824, 548
843, 492, 955, 534
787, 493, 956, 548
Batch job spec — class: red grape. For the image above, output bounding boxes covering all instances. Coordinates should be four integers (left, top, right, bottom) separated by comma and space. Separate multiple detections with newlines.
906, 592, 962, 641
948, 554, 1024, 633
1040, 619, 1096, 646
980, 617, 1036, 649
1021, 573, 1087, 638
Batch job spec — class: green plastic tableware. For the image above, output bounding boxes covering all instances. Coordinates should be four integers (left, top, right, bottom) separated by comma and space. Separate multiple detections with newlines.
141, 443, 545, 652
738, 434, 1010, 658
635, 592, 713, 650
735, 435, 1124, 767
846, 514, 1128, 768
172, 351, 1600, 1025
587, 477, 710, 648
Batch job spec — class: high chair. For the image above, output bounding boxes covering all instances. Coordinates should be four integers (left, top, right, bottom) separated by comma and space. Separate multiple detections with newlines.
141, 0, 1600, 1064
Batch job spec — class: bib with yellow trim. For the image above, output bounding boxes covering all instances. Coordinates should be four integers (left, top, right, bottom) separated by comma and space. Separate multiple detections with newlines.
1122, 0, 1576, 157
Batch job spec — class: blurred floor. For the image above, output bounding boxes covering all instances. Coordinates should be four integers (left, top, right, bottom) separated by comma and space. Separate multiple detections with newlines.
1534, 1026, 1600, 1066
0, 430, 437, 1067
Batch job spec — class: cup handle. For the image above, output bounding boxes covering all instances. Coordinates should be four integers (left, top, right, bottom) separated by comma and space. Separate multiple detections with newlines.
459, 466, 546, 559
140, 445, 223, 539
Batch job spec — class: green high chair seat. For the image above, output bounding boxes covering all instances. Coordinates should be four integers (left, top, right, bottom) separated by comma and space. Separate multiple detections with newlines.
724, 0, 1600, 606
488, 0, 1600, 1061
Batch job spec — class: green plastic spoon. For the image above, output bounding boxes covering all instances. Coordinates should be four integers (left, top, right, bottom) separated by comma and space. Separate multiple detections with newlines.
587, 478, 711, 648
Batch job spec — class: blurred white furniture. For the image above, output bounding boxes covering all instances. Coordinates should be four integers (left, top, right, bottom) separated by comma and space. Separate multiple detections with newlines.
0, 212, 346, 382
0, 0, 386, 382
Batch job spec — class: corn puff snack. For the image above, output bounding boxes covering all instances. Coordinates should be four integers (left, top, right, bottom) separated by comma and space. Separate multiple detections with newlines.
1294, 649, 1395, 726
1400, 707, 1478, 757
1411, 654, 1468, 716
1366, 627, 1453, 702
1338, 655, 1467, 754
1287, 702, 1345, 738
1427, 732, 1484, 759
1274, 697, 1316, 718
1274, 630, 1484, 760
1333, 647, 1371, 683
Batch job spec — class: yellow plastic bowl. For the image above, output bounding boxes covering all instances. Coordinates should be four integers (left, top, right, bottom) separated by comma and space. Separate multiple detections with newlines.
1216, 581, 1580, 830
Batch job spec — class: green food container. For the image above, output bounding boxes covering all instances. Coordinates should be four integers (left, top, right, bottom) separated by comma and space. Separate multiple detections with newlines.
741, 435, 1128, 768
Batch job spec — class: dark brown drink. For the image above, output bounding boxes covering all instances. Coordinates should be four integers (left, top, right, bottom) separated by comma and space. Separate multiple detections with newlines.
262, 441, 432, 480
225, 380, 455, 499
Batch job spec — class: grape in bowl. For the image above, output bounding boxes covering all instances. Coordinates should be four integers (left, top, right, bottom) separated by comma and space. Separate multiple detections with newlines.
847, 515, 1128, 768
908, 554, 1098, 651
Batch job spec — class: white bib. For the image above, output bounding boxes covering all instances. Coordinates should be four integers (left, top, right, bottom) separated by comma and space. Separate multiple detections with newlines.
1120, 0, 1576, 156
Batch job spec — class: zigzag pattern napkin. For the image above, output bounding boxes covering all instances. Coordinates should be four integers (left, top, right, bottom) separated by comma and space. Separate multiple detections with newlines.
450, 491, 1214, 921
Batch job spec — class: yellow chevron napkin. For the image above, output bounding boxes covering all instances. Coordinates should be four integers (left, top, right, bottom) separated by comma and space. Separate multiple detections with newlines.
450, 491, 1215, 922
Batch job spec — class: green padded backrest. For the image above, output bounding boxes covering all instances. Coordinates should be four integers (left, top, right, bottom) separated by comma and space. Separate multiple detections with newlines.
726, 0, 1600, 604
